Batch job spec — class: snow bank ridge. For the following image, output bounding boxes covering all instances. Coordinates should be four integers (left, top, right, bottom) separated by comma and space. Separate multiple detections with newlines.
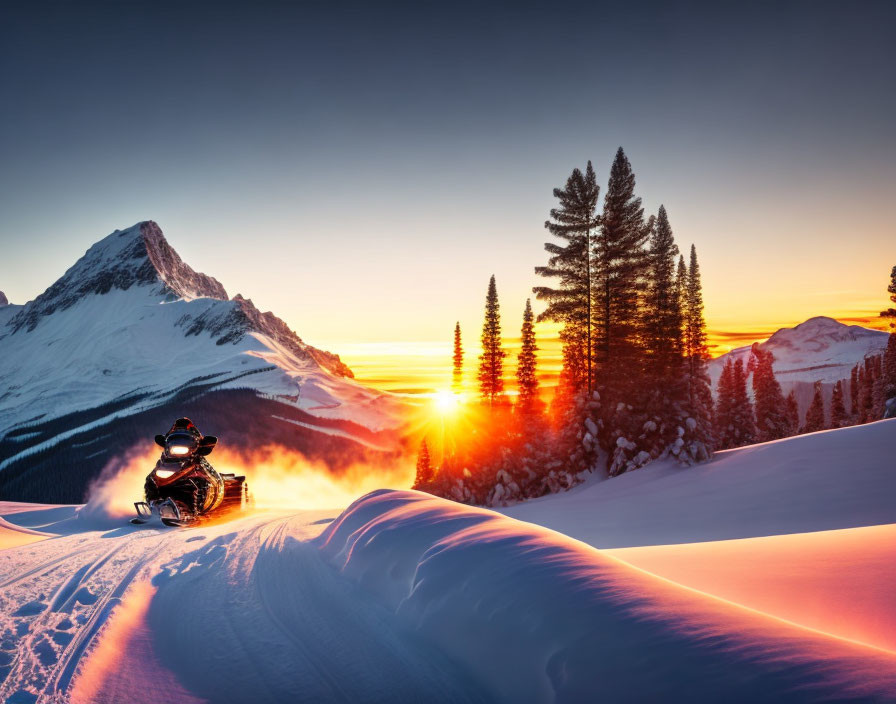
316, 489, 896, 702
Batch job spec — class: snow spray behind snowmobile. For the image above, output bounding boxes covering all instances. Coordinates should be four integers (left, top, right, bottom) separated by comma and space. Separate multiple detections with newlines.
132, 418, 251, 527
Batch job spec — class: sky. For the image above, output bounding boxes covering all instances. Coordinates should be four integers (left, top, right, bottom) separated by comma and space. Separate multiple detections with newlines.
1, 0, 894, 393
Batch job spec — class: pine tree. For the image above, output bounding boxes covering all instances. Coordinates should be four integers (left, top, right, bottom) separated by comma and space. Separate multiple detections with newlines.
714, 358, 755, 449
830, 380, 848, 428
802, 382, 826, 433
643, 205, 682, 376
849, 364, 859, 418
859, 358, 875, 422
593, 147, 648, 400
452, 322, 463, 393
784, 390, 800, 435
884, 333, 896, 406
878, 266, 896, 408
478, 275, 506, 407
639, 206, 709, 464
731, 358, 756, 446
534, 161, 599, 394
516, 299, 541, 417
749, 343, 789, 442
714, 359, 735, 448
857, 365, 869, 423
676, 254, 687, 348
413, 439, 433, 488
870, 354, 885, 417
682, 245, 714, 456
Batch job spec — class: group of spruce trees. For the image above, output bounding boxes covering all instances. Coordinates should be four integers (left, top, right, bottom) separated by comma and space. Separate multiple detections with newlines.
714, 266, 896, 448
417, 148, 714, 504
532, 148, 714, 477
415, 152, 896, 506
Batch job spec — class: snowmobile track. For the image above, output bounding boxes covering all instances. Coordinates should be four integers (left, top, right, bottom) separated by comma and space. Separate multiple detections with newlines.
0, 531, 177, 703
0, 545, 95, 590
50, 537, 171, 696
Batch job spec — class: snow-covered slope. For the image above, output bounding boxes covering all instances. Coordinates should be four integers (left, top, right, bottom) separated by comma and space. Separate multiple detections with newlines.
1, 421, 894, 702
503, 418, 896, 547
0, 222, 407, 502
708, 316, 887, 387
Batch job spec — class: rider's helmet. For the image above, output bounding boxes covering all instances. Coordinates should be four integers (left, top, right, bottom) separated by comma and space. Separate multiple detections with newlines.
155, 418, 204, 459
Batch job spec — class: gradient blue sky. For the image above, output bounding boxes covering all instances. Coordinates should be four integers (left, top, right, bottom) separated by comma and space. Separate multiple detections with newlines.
2, 1, 894, 369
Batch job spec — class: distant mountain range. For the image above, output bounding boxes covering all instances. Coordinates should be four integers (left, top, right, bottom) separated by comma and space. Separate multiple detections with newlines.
708, 316, 889, 419
0, 221, 407, 502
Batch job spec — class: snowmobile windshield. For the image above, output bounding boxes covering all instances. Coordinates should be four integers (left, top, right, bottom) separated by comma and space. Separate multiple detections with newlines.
165, 432, 198, 458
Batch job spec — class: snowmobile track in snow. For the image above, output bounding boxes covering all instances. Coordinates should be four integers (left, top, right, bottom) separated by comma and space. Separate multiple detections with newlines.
0, 529, 178, 703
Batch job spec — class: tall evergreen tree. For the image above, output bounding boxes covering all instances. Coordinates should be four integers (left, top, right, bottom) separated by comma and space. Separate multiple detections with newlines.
682, 245, 714, 455
534, 161, 599, 393
676, 254, 687, 348
413, 439, 433, 488
452, 322, 463, 393
638, 206, 711, 464
593, 147, 648, 398
516, 299, 541, 416
714, 359, 735, 448
731, 358, 756, 446
857, 365, 869, 422
478, 275, 506, 407
884, 333, 896, 406
849, 364, 859, 417
802, 382, 826, 433
859, 358, 876, 422
784, 390, 800, 435
643, 205, 682, 376
714, 358, 755, 449
879, 266, 896, 407
749, 343, 789, 442
830, 380, 848, 428
870, 354, 886, 416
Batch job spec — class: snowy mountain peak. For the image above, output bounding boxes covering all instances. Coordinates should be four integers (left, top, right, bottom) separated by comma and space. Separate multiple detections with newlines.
0, 291, 7, 306
764, 315, 883, 352
790, 316, 843, 332
8, 221, 228, 333
140, 220, 229, 301
709, 316, 888, 388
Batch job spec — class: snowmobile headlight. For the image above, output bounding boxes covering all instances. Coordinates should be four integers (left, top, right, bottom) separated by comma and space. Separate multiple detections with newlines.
155, 468, 176, 479
168, 445, 192, 456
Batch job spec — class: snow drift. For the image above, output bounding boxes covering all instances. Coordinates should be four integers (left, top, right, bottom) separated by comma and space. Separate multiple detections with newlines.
317, 489, 896, 702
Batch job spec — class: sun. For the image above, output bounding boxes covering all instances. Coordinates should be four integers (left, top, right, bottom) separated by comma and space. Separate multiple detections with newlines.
432, 389, 462, 415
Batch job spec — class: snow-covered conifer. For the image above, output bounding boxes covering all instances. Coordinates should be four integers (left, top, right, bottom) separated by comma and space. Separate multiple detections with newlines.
749, 343, 789, 441
534, 161, 600, 393
452, 322, 463, 393
784, 390, 800, 435
478, 275, 506, 407
830, 380, 847, 428
802, 382, 826, 433
414, 439, 433, 488
516, 299, 542, 417
593, 147, 648, 403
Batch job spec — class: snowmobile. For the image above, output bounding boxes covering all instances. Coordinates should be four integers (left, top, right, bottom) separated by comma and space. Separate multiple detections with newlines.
132, 418, 251, 527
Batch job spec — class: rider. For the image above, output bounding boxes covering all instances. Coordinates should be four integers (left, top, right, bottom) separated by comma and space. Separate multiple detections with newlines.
151, 418, 224, 513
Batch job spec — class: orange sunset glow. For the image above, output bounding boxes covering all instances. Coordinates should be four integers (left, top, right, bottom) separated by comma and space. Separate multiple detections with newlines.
334, 311, 893, 397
